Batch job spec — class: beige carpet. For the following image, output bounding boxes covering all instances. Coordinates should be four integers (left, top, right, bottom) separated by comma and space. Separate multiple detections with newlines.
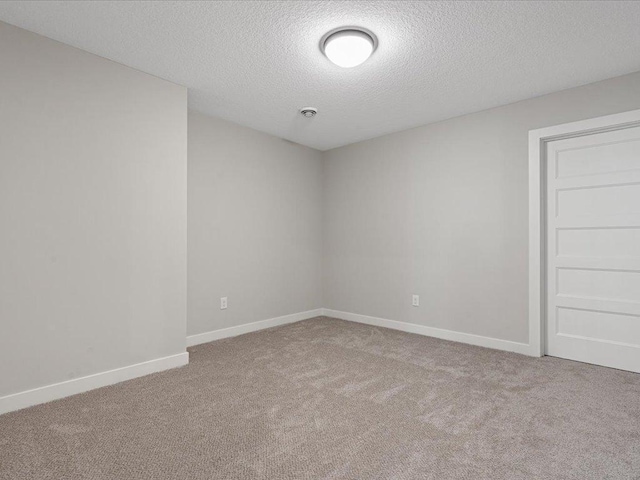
1, 317, 640, 479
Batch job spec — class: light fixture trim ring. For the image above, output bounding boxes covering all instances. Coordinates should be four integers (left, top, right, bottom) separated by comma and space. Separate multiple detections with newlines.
319, 26, 378, 59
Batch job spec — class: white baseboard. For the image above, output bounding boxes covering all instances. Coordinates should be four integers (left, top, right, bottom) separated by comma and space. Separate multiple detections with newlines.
187, 308, 324, 347
0, 307, 532, 417
323, 309, 533, 356
0, 351, 189, 416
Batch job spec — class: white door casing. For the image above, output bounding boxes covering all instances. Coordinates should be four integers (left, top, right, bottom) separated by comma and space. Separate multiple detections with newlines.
529, 109, 640, 371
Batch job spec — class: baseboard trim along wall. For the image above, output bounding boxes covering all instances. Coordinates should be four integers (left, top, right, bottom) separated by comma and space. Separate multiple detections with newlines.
186, 308, 324, 347
1, 307, 532, 416
323, 309, 534, 356
0, 352, 189, 416
188, 307, 534, 355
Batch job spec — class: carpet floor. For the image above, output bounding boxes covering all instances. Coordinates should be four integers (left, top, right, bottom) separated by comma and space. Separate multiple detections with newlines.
1, 317, 640, 479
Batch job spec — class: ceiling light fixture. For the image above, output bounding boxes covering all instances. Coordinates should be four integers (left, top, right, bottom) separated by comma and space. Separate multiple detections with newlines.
321, 27, 377, 68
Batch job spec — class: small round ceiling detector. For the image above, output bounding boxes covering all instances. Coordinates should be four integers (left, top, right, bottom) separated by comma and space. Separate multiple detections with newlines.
300, 107, 318, 118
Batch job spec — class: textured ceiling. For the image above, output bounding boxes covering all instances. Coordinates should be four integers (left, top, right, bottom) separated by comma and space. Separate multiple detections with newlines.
1, 1, 640, 151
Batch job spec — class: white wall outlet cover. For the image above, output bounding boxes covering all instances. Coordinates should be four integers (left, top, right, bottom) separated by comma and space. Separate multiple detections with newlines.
220, 297, 228, 310
412, 295, 419, 307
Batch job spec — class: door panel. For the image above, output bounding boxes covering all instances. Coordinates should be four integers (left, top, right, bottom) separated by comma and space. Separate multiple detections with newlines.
557, 184, 640, 217
546, 125, 640, 372
556, 134, 640, 178
556, 307, 640, 348
557, 268, 640, 303
557, 228, 640, 258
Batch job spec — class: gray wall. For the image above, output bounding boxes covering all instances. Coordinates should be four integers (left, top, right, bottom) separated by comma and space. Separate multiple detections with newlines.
323, 71, 640, 344
2, 16, 639, 401
188, 111, 323, 336
0, 22, 187, 397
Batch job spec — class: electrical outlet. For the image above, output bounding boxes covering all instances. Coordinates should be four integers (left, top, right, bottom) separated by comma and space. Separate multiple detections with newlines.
412, 295, 419, 307
220, 296, 227, 310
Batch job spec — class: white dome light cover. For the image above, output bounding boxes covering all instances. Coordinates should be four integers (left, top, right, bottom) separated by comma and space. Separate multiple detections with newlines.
321, 27, 377, 68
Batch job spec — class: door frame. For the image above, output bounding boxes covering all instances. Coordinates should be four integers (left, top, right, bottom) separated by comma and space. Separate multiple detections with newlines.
528, 109, 640, 357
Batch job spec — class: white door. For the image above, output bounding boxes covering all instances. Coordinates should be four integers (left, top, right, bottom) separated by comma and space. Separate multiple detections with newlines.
546, 124, 640, 372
